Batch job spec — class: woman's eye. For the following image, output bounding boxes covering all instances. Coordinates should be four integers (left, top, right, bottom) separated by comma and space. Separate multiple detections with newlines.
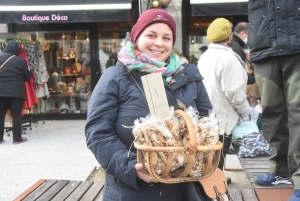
147, 34, 155, 38
163, 37, 171, 41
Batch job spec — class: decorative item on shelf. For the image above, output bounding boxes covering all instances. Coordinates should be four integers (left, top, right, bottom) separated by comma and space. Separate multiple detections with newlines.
58, 81, 67, 93
69, 96, 76, 113
72, 69, 78, 74
80, 90, 89, 113
74, 77, 87, 94
42, 44, 51, 51
65, 66, 72, 75
59, 101, 70, 114
72, 62, 82, 73
68, 50, 76, 59
67, 82, 74, 94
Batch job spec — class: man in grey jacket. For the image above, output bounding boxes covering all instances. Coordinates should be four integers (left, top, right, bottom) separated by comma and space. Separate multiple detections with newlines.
248, 1, 300, 200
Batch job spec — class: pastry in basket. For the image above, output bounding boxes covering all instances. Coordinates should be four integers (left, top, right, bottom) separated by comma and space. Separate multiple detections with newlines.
133, 107, 222, 181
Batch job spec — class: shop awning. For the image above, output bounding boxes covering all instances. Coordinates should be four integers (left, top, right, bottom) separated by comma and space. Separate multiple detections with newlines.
0, 0, 132, 23
191, 0, 248, 16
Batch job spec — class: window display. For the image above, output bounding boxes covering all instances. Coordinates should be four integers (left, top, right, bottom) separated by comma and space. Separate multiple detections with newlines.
16, 30, 91, 114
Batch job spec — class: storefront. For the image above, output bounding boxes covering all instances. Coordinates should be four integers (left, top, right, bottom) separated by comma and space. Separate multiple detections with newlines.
0, 0, 138, 120
182, 0, 248, 64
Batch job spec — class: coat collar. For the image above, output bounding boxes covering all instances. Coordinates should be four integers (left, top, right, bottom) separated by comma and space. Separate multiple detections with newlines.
208, 43, 245, 65
232, 34, 245, 48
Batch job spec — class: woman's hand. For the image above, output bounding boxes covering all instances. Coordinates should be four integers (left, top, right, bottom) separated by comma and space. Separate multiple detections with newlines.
135, 163, 158, 183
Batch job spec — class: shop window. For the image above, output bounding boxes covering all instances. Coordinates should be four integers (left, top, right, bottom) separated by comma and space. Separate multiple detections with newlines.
189, 15, 248, 65
16, 30, 91, 115
98, 22, 133, 72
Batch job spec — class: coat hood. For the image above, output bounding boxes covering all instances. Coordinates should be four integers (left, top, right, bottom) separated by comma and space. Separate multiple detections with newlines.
4, 41, 20, 56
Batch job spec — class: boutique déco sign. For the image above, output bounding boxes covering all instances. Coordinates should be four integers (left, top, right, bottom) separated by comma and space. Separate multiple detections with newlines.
22, 14, 68, 22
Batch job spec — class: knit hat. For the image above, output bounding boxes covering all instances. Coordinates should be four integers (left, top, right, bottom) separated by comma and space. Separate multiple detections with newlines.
131, 8, 176, 45
206, 18, 232, 43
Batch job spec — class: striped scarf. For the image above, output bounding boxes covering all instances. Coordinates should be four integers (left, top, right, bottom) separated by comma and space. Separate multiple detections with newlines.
117, 41, 181, 84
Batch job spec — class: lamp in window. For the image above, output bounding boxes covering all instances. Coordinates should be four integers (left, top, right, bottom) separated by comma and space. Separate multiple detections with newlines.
86, 31, 89, 42
191, 36, 195, 44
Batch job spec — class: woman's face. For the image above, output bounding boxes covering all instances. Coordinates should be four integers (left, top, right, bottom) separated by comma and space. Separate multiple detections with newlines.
137, 23, 173, 62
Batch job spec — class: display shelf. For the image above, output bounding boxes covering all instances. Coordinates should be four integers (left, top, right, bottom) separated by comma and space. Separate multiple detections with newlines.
59, 73, 81, 76
49, 93, 80, 97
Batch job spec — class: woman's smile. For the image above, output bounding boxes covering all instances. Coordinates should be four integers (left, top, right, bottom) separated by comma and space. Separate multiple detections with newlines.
137, 23, 173, 62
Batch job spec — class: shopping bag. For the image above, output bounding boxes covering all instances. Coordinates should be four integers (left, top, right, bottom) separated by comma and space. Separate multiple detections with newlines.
232, 120, 259, 139
238, 132, 273, 158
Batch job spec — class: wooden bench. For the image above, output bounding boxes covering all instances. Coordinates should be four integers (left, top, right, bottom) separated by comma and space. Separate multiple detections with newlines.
13, 179, 104, 201
228, 186, 258, 201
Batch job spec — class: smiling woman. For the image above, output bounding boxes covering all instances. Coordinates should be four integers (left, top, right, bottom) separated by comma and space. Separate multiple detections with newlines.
85, 8, 213, 201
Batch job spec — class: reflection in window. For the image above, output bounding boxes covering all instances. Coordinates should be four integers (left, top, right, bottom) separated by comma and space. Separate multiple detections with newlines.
98, 22, 132, 73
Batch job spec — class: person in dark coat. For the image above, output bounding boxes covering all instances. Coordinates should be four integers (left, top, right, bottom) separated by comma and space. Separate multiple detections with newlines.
248, 1, 300, 200
0, 41, 31, 144
231, 22, 255, 85
85, 9, 212, 201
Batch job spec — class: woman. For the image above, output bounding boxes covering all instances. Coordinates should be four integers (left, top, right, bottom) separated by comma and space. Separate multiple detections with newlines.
0, 41, 31, 144
85, 8, 212, 201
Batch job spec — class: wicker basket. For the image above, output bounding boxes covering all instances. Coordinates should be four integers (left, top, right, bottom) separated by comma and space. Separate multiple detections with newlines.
134, 110, 223, 183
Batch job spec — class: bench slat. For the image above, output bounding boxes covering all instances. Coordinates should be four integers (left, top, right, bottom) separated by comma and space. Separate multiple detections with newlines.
65, 181, 94, 201
81, 181, 104, 201
13, 179, 46, 201
36, 180, 70, 201
22, 180, 57, 201
241, 188, 258, 201
51, 181, 82, 201
228, 186, 243, 201
94, 188, 104, 201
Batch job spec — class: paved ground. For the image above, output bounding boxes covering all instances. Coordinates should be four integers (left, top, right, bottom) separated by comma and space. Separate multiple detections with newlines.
0, 118, 99, 201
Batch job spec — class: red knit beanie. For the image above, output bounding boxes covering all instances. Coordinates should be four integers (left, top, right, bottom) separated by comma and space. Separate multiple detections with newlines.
131, 8, 176, 45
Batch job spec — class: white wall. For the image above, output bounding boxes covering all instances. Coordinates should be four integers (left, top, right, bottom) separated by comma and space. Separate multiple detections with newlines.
0, 24, 8, 33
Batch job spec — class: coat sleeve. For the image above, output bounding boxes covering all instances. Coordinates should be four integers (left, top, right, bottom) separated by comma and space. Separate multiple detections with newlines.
196, 78, 213, 117
85, 67, 139, 190
220, 57, 249, 117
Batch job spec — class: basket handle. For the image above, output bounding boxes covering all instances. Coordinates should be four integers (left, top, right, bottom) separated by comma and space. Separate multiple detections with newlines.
172, 110, 197, 177
174, 110, 197, 153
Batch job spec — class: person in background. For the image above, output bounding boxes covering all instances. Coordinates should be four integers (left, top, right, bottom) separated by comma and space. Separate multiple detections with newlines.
0, 41, 31, 145
85, 8, 212, 201
105, 52, 118, 69
248, 1, 300, 200
197, 18, 250, 184
231, 22, 255, 85
199, 46, 208, 54
228, 22, 256, 154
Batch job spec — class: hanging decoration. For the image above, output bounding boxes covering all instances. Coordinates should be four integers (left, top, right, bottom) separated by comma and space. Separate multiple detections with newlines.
144, 0, 172, 9
159, 0, 172, 6
152, 0, 160, 8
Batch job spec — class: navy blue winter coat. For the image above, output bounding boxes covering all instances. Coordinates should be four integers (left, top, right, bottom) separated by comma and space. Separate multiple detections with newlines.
85, 62, 212, 201
0, 41, 31, 100
248, 0, 300, 62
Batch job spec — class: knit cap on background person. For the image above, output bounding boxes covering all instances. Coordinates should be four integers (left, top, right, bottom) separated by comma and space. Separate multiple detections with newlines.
206, 18, 232, 43
130, 8, 176, 45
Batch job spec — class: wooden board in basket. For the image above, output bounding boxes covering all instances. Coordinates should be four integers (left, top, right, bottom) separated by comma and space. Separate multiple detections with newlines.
133, 110, 223, 183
